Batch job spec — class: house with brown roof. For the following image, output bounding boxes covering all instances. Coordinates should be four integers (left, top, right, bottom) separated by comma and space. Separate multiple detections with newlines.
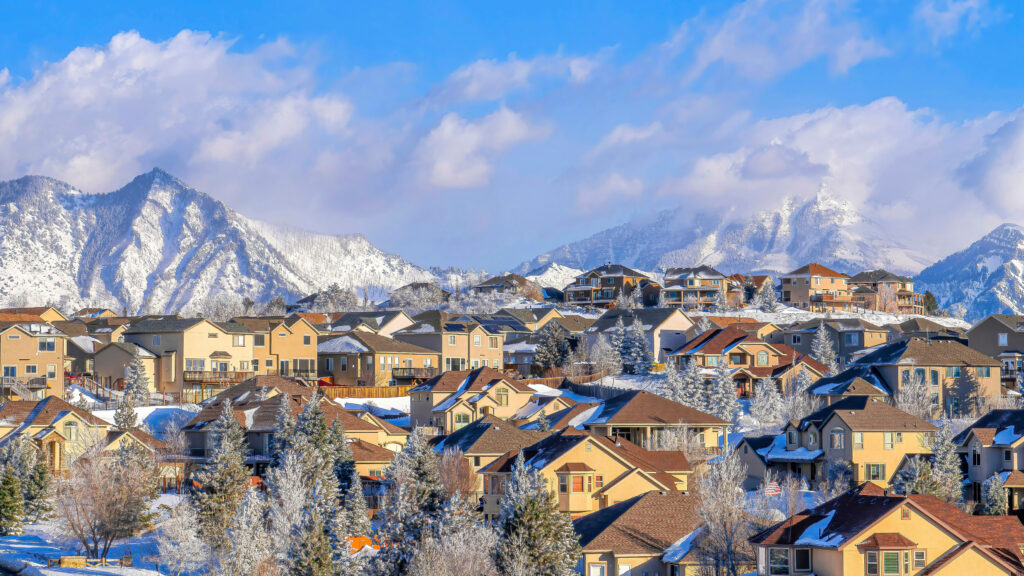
807, 338, 1003, 416
231, 316, 320, 378
317, 331, 439, 387
496, 307, 564, 332
771, 318, 890, 368
727, 273, 774, 307
954, 409, 1024, 510
574, 491, 707, 576
671, 326, 829, 397
0, 396, 111, 473
327, 311, 415, 338
74, 308, 117, 319
661, 266, 729, 311
0, 321, 68, 400
409, 367, 534, 434
565, 264, 651, 308
848, 269, 925, 315
93, 341, 160, 394
780, 263, 853, 312
394, 311, 505, 372
480, 428, 692, 520
474, 273, 543, 300
737, 396, 935, 490
0, 307, 68, 322
750, 481, 1024, 576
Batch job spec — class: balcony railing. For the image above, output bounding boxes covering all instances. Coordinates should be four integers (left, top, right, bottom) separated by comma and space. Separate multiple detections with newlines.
392, 367, 437, 379
810, 294, 852, 303
183, 371, 254, 384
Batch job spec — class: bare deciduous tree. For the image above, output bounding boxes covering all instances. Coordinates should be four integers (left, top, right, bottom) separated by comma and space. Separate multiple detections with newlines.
438, 448, 478, 498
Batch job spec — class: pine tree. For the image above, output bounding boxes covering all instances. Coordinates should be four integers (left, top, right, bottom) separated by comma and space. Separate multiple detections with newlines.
536, 409, 551, 432
811, 324, 838, 373
659, 361, 684, 404
158, 502, 211, 576
123, 354, 151, 405
344, 468, 371, 537
983, 474, 1008, 515
678, 360, 709, 413
713, 289, 729, 311
191, 401, 250, 551
930, 419, 964, 505
892, 457, 940, 496
534, 326, 569, 370
495, 454, 580, 576
23, 458, 52, 521
0, 468, 24, 536
610, 317, 627, 361
626, 318, 652, 376
750, 378, 783, 431
707, 356, 739, 423
781, 370, 821, 423
589, 335, 621, 377
758, 286, 779, 312
113, 392, 139, 431
287, 506, 335, 576
695, 316, 713, 336
267, 450, 312, 557
222, 488, 274, 576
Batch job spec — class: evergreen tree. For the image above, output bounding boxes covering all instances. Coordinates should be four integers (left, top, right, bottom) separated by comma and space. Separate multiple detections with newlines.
695, 316, 713, 336
0, 436, 51, 521
534, 326, 569, 370
344, 468, 371, 536
781, 370, 821, 423
892, 457, 940, 496
191, 401, 250, 551
923, 291, 938, 315
23, 458, 52, 521
626, 318, 652, 376
610, 317, 627, 361
758, 286, 779, 312
811, 324, 838, 373
495, 454, 580, 576
267, 450, 312, 557
589, 335, 621, 377
930, 419, 964, 505
536, 409, 551, 432
713, 289, 729, 311
0, 468, 24, 536
707, 356, 740, 423
750, 378, 783, 431
331, 422, 357, 496
287, 506, 335, 576
983, 474, 1008, 515
221, 488, 274, 576
659, 361, 684, 404
678, 360, 709, 413
123, 354, 151, 405
113, 392, 139, 431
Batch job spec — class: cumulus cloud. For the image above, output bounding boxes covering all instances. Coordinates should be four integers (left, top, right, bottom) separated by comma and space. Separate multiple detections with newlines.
440, 50, 608, 101
915, 0, 1005, 44
958, 113, 1024, 213
685, 0, 888, 81
413, 106, 549, 189
576, 173, 644, 214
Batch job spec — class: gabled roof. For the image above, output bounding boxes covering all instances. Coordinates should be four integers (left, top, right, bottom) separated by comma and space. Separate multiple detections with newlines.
586, 308, 689, 334
953, 410, 1024, 447
431, 414, 550, 455
0, 306, 67, 320
347, 437, 397, 463
783, 263, 849, 278
476, 273, 532, 288
98, 341, 158, 358
412, 367, 529, 394
664, 265, 727, 281
586, 390, 729, 427
550, 315, 594, 334
0, 396, 109, 434
399, 310, 500, 335
673, 326, 766, 356
318, 332, 436, 355
573, 491, 702, 557
807, 365, 892, 397
497, 307, 561, 325
106, 428, 169, 452
801, 396, 936, 433
577, 264, 649, 279
853, 337, 1000, 367
330, 311, 408, 332
890, 317, 958, 335
124, 317, 208, 334
848, 269, 912, 284
789, 317, 886, 333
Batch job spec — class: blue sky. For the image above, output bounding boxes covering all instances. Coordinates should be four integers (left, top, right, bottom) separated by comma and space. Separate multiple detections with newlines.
0, 1, 1021, 270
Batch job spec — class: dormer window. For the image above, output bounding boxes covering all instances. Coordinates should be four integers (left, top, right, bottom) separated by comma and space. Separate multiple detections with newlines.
787, 430, 797, 444
808, 431, 817, 446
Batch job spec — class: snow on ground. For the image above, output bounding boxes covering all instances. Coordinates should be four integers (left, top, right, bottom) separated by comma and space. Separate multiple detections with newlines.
692, 305, 971, 330
334, 396, 410, 417
91, 405, 199, 440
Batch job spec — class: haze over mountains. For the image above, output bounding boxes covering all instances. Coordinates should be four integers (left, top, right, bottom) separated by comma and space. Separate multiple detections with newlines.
0, 168, 1018, 320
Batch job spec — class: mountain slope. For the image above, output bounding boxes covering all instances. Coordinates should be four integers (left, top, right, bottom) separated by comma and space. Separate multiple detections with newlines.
0, 169, 434, 313
518, 192, 932, 276
914, 223, 1024, 321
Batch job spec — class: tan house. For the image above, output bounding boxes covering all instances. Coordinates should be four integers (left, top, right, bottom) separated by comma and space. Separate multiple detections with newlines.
565, 264, 650, 308
574, 491, 708, 576
474, 273, 542, 300
0, 396, 110, 473
93, 342, 160, 393
967, 314, 1024, 387
848, 270, 925, 315
317, 332, 439, 387
737, 396, 935, 489
78, 316, 132, 346
807, 338, 1002, 416
74, 308, 117, 320
585, 308, 694, 365
232, 316, 320, 378
327, 311, 415, 338
660, 266, 729, 311
0, 307, 68, 322
0, 321, 68, 400
750, 481, 1024, 576
122, 318, 255, 403
954, 410, 1024, 509
496, 307, 564, 332
780, 263, 853, 312
480, 429, 692, 520
394, 311, 504, 372
772, 318, 890, 368
671, 326, 829, 397
727, 273, 774, 307
410, 367, 535, 434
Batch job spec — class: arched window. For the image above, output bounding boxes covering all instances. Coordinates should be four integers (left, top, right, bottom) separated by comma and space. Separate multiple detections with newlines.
757, 351, 769, 366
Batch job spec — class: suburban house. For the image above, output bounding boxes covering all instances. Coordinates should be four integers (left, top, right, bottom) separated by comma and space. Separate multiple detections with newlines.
58, 322, 99, 375
750, 481, 1024, 576
967, 314, 1024, 387
474, 273, 542, 300
886, 318, 966, 343
480, 428, 692, 520
121, 318, 255, 403
702, 317, 781, 340
574, 491, 706, 576
953, 409, 1024, 509
496, 307, 564, 332
183, 376, 407, 477
384, 282, 453, 307
0, 321, 68, 400
727, 273, 774, 307
585, 308, 694, 365
736, 397, 935, 489
780, 263, 853, 312
848, 270, 925, 315
77, 316, 132, 345
671, 326, 829, 397
0, 396, 112, 473
565, 264, 650, 308
394, 311, 505, 372
429, 414, 550, 496
771, 318, 890, 368
73, 308, 117, 319
0, 307, 68, 322
102, 428, 183, 491
660, 266, 729, 310
231, 316, 320, 378
807, 338, 1003, 416
93, 342, 159, 393
317, 331, 439, 386
327, 311, 415, 338
409, 367, 535, 434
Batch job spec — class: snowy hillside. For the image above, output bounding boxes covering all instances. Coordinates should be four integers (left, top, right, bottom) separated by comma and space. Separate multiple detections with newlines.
914, 223, 1024, 321
518, 190, 932, 276
524, 262, 584, 289
0, 169, 435, 313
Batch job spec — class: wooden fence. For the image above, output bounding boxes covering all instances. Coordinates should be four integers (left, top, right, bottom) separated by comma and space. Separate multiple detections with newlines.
318, 384, 415, 400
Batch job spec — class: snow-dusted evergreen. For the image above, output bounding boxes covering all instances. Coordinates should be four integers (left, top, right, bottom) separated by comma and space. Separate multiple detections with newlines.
930, 419, 964, 506
190, 401, 250, 551
123, 354, 151, 404
678, 360, 710, 413
983, 473, 1008, 515
750, 378, 783, 432
707, 356, 740, 423
157, 502, 211, 576
894, 370, 933, 421
810, 324, 838, 373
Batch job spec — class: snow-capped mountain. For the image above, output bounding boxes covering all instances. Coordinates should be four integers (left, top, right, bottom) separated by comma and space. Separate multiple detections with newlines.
524, 262, 584, 289
0, 169, 434, 313
518, 191, 933, 277
914, 223, 1024, 321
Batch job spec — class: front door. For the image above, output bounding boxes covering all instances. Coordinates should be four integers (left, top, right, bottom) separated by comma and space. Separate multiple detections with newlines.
280, 360, 289, 375
214, 362, 228, 372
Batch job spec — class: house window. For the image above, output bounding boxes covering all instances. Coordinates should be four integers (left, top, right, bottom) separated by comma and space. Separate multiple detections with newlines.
448, 335, 456, 346
931, 370, 939, 386
185, 359, 206, 372
595, 475, 603, 489
559, 476, 567, 493
793, 548, 811, 572
265, 359, 273, 367
24, 365, 36, 374
854, 432, 864, 449
325, 358, 334, 372
901, 508, 911, 520
588, 565, 606, 576
913, 551, 926, 568
473, 335, 482, 347
768, 548, 789, 576
46, 365, 56, 379
978, 366, 991, 378
63, 422, 78, 442
808, 431, 817, 446
788, 430, 797, 444
489, 336, 499, 349
496, 388, 509, 406
946, 366, 961, 378
883, 433, 894, 450
903, 551, 910, 574
866, 551, 878, 575
757, 351, 769, 366
844, 333, 858, 346
303, 335, 312, 346
233, 335, 244, 346
867, 464, 886, 481
424, 358, 432, 368
882, 551, 900, 575
254, 334, 265, 347
38, 337, 55, 352
152, 335, 161, 346
471, 359, 479, 369
830, 430, 844, 449
1006, 450, 1012, 462
454, 413, 470, 430
707, 356, 718, 367
208, 333, 217, 338
278, 332, 286, 337
792, 335, 802, 345
339, 357, 347, 371
572, 476, 584, 492
730, 354, 743, 365
1000, 333, 1009, 346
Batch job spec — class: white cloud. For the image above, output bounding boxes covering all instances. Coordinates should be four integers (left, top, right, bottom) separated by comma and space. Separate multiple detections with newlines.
0, 69, 9, 88
959, 113, 1024, 213
414, 106, 548, 189
576, 173, 644, 214
915, 0, 1004, 44
685, 0, 888, 82
589, 122, 665, 157
440, 51, 608, 101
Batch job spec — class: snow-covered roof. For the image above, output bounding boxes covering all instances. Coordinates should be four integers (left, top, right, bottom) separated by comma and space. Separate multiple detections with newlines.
756, 434, 824, 463
662, 527, 702, 564
317, 336, 369, 354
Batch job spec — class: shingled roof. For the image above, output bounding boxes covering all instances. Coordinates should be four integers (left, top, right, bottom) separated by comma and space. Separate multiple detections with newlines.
848, 269, 912, 284
854, 337, 1000, 367
796, 396, 937, 433
318, 331, 437, 355
784, 263, 849, 278
573, 491, 703, 558
953, 409, 1024, 447
578, 264, 649, 279
411, 367, 530, 394
587, 308, 689, 334
431, 414, 550, 455
587, 390, 729, 427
